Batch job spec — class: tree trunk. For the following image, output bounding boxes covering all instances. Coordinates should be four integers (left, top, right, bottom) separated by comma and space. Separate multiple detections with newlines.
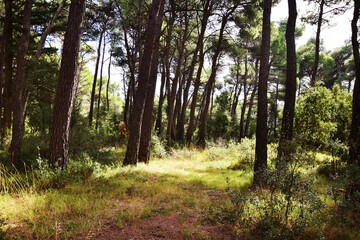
254, 0, 272, 186
96, 33, 106, 130
231, 59, 242, 117
138, 35, 161, 164
239, 50, 249, 141
0, 0, 13, 138
10, 0, 33, 166
347, 0, 360, 199
197, 8, 235, 148
186, 2, 213, 144
245, 59, 259, 137
277, 0, 297, 169
123, 0, 165, 166
166, 2, 187, 145
106, 53, 112, 111
310, 0, 325, 87
2, 0, 13, 135
155, 62, 166, 135
177, 0, 212, 142
115, 0, 137, 126
49, 0, 86, 169
89, 28, 105, 126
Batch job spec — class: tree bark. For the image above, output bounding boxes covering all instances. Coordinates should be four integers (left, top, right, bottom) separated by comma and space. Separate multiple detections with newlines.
49, 0, 86, 169
347, 0, 360, 198
89, 28, 105, 126
10, 0, 33, 166
0, 0, 13, 138
310, 0, 325, 87
254, 0, 272, 186
138, 33, 162, 164
123, 0, 165, 166
2, 0, 13, 135
277, 0, 298, 168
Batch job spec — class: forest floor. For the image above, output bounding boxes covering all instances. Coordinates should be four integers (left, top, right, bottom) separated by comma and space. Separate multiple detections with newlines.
1, 143, 359, 239
0, 145, 253, 239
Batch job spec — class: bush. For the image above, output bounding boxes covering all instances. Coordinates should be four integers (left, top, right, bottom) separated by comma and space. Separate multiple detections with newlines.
34, 156, 101, 191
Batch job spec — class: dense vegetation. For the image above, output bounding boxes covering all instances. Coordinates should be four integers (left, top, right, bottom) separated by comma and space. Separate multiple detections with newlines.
0, 0, 360, 239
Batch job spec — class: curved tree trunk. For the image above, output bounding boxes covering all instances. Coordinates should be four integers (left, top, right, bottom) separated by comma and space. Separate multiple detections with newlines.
254, 0, 272, 186
49, 0, 86, 169
277, 0, 298, 169
10, 0, 33, 166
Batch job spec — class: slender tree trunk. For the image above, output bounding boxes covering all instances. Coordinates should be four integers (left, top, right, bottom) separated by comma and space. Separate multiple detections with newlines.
123, 0, 165, 166
197, 8, 235, 148
239, 50, 249, 141
245, 59, 259, 137
0, 0, 13, 138
177, 1, 212, 142
254, 0, 272, 186
310, 0, 325, 87
115, 0, 137, 126
155, 63, 166, 135
106, 54, 112, 111
49, 0, 86, 168
278, 0, 298, 168
166, 4, 187, 145
187, 42, 205, 144
89, 28, 105, 126
96, 33, 106, 130
231, 59, 242, 117
2, 0, 13, 134
347, 0, 360, 199
11, 0, 33, 166
186, 3, 212, 144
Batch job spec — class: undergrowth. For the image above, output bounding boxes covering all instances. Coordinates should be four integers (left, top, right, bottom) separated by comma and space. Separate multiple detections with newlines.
0, 140, 358, 239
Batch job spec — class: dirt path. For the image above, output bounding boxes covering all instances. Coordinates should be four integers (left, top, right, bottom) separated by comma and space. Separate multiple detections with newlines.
88, 211, 240, 240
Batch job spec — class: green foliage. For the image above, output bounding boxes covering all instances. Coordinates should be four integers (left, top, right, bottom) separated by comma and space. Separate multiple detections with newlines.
35, 156, 101, 191
294, 84, 352, 148
150, 133, 167, 159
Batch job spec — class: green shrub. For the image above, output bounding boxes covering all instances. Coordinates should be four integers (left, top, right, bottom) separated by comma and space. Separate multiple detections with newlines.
34, 156, 101, 191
